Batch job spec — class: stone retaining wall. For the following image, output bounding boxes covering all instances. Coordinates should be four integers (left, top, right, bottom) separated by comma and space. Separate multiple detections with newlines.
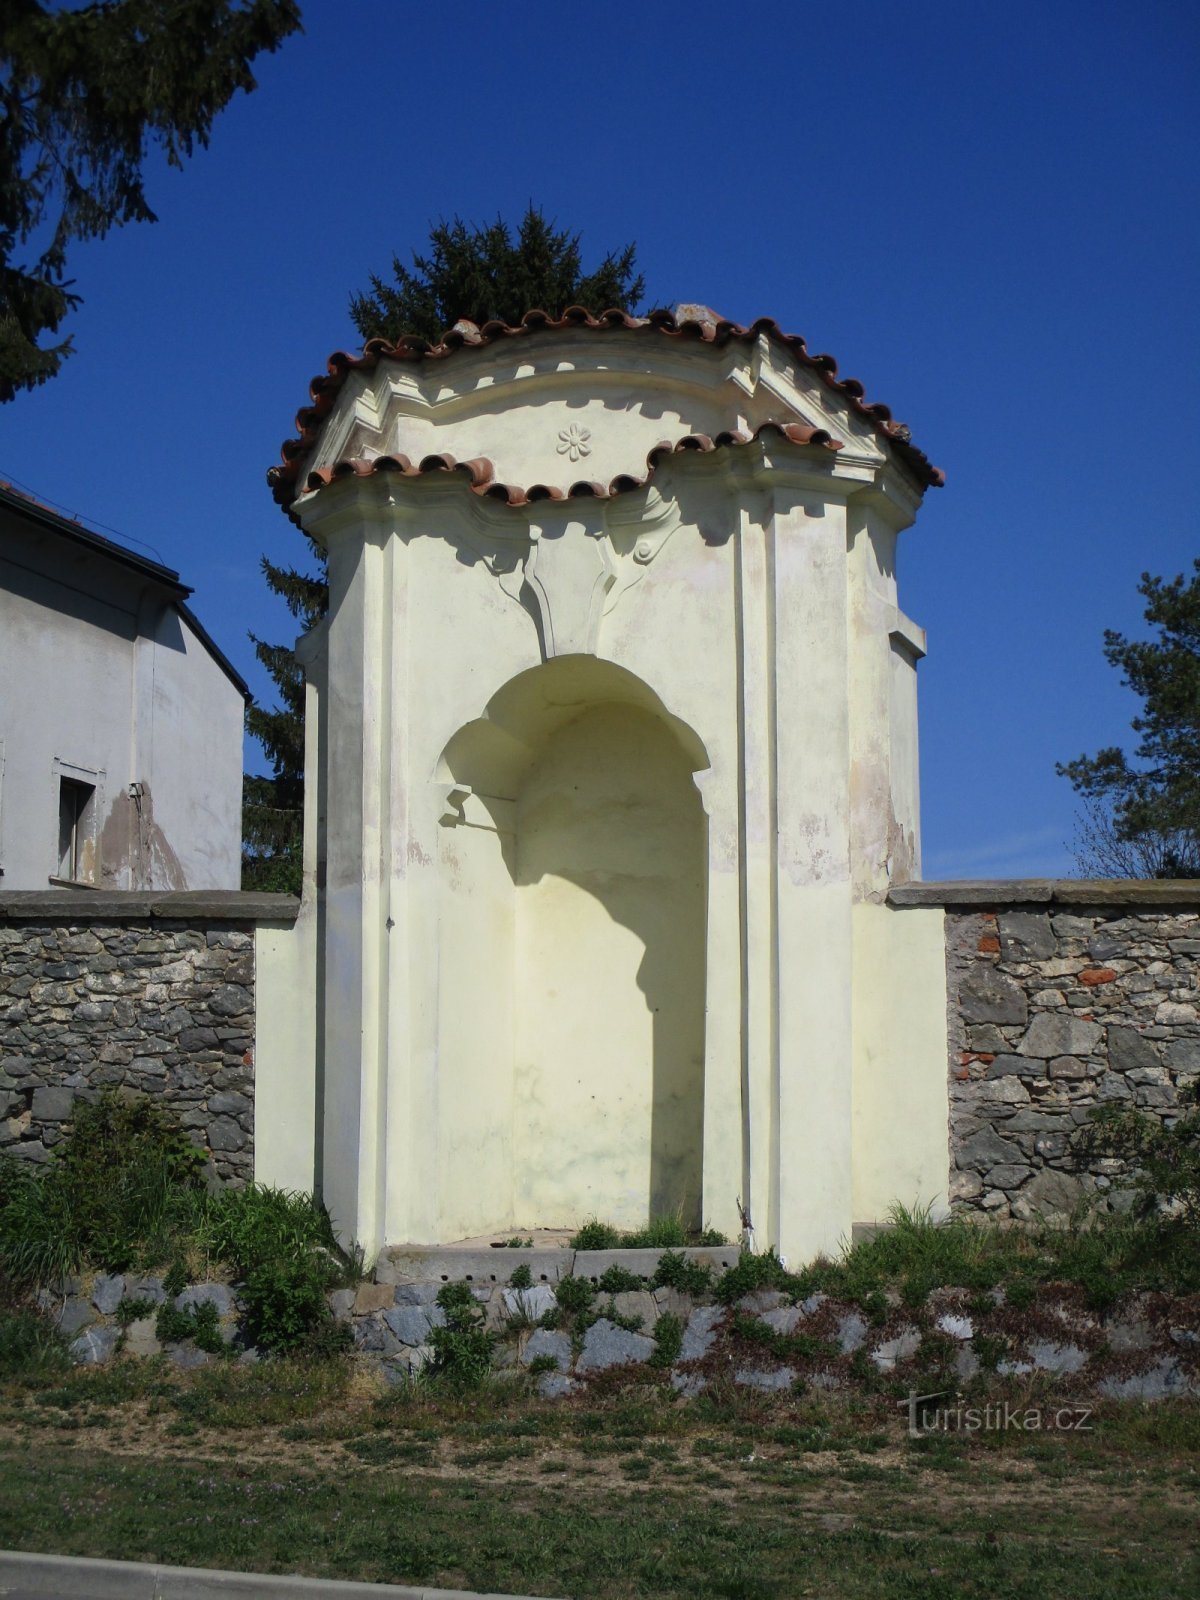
0, 891, 297, 1183
892, 883, 1200, 1220
53, 1249, 1200, 1405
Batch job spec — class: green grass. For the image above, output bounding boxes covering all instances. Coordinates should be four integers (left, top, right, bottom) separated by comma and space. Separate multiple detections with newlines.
709, 1203, 1200, 1315
169, 1358, 352, 1429
1, 1352, 1197, 1597
0, 1431, 1196, 1599
0, 1308, 71, 1382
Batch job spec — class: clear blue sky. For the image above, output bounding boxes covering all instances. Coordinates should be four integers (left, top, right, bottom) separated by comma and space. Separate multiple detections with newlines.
4, 0, 1198, 878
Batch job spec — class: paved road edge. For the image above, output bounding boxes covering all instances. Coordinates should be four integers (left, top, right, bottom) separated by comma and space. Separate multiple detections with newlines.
0, 1550, 561, 1600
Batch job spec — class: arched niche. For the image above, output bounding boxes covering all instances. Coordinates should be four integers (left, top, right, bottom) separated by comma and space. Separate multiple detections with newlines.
433, 656, 709, 1236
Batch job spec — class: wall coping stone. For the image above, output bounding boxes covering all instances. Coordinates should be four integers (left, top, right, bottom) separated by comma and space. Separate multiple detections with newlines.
0, 889, 299, 922
888, 879, 1200, 910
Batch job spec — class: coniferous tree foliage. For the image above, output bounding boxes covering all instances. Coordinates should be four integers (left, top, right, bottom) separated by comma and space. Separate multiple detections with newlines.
0, 0, 302, 399
242, 534, 324, 892
1059, 563, 1200, 878
348, 206, 645, 346
245, 208, 648, 889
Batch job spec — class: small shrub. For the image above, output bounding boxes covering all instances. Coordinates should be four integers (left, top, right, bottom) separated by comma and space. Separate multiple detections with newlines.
0, 1156, 78, 1286
1080, 1083, 1200, 1227
509, 1263, 533, 1290
528, 1353, 559, 1375
597, 1265, 642, 1294
154, 1299, 227, 1354
429, 1280, 493, 1387
504, 1236, 533, 1247
115, 1296, 157, 1327
859, 1289, 889, 1326
240, 1259, 333, 1355
206, 1185, 356, 1355
901, 1271, 936, 1309
0, 1091, 207, 1285
570, 1219, 621, 1250
652, 1250, 712, 1297
155, 1300, 197, 1346
650, 1312, 683, 1368
0, 1096, 359, 1358
190, 1302, 227, 1356
555, 1275, 595, 1317
728, 1309, 837, 1365
715, 1250, 795, 1304
435, 1281, 478, 1318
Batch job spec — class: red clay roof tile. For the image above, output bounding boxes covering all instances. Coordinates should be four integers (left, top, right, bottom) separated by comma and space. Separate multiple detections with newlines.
269, 307, 944, 513
295, 421, 847, 515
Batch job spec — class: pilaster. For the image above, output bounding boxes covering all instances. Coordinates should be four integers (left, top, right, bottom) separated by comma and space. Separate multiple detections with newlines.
772, 490, 855, 1262
319, 524, 390, 1251
733, 493, 778, 1250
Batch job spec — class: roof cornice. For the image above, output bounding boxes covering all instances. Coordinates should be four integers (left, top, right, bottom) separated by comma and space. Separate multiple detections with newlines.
268, 307, 945, 514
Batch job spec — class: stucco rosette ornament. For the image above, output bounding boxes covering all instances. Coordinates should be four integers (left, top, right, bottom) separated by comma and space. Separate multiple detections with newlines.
556, 423, 591, 462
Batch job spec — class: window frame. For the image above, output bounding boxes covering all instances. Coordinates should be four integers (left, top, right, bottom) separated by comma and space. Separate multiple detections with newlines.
49, 760, 104, 889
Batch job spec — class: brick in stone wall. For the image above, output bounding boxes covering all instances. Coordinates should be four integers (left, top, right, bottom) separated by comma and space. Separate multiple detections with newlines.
947, 906, 1200, 1220
0, 920, 254, 1182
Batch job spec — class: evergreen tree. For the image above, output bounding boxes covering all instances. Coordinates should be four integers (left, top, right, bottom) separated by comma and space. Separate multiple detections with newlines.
245, 208, 647, 889
242, 534, 324, 892
349, 206, 644, 345
1059, 563, 1200, 878
1, 1, 302, 399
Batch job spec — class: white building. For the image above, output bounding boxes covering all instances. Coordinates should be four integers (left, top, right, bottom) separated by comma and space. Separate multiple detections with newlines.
258, 305, 951, 1263
0, 482, 246, 891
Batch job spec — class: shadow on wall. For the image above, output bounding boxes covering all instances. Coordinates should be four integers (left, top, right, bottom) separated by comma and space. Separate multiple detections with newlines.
439, 657, 708, 1232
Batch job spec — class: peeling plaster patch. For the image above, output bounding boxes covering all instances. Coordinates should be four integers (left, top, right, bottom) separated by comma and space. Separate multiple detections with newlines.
886, 812, 916, 887
99, 783, 186, 890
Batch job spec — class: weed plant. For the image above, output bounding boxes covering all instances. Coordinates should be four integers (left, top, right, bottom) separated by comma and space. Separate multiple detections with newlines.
596, 1265, 642, 1294
569, 1214, 728, 1250
428, 1282, 493, 1387
650, 1312, 683, 1367
652, 1250, 713, 1296
554, 1276, 595, 1318
155, 1299, 227, 1356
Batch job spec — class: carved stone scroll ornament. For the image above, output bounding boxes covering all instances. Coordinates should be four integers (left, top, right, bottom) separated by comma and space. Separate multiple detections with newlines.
455, 482, 683, 662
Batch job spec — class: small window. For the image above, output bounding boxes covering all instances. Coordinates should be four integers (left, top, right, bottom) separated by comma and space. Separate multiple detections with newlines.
57, 776, 97, 884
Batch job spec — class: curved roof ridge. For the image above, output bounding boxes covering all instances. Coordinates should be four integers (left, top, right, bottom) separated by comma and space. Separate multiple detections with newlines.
268, 308, 944, 510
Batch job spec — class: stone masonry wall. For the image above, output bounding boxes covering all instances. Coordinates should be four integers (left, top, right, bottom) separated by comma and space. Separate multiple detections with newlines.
945, 900, 1200, 1220
0, 917, 255, 1181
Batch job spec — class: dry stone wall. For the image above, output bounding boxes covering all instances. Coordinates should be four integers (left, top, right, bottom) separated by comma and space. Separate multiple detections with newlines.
0, 892, 296, 1183
936, 892, 1200, 1219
